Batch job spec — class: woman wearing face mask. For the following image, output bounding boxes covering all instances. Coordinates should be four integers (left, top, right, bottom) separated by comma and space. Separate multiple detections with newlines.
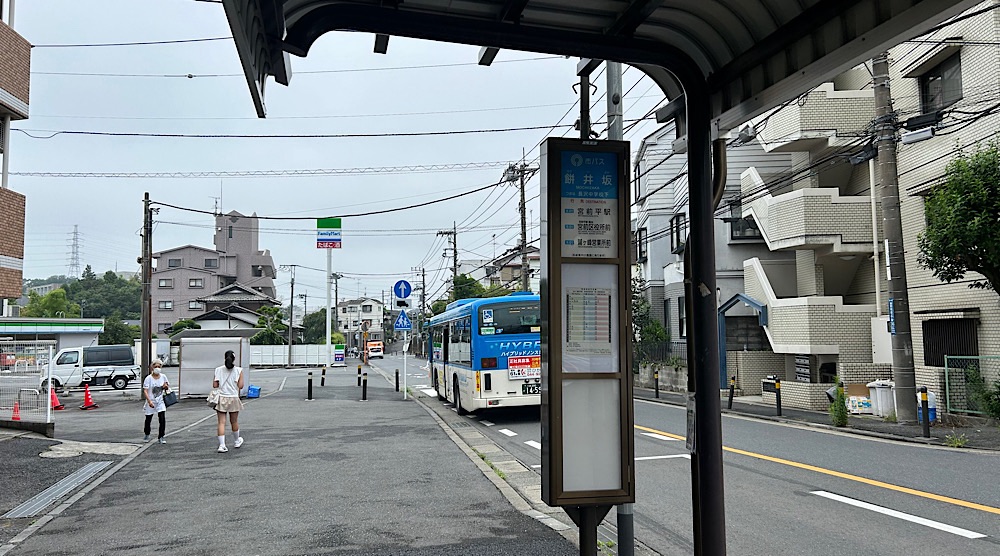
213, 350, 245, 453
143, 359, 170, 444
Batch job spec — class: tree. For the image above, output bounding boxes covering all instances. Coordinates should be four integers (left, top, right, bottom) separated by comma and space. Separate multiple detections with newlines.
100, 313, 140, 345
918, 142, 1000, 295
21, 289, 81, 318
431, 299, 449, 315
301, 309, 339, 344
62, 267, 141, 319
168, 319, 201, 337
453, 274, 487, 300
250, 306, 288, 345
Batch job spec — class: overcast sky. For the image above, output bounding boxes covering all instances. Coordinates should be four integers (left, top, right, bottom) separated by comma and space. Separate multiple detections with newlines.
11, 0, 666, 307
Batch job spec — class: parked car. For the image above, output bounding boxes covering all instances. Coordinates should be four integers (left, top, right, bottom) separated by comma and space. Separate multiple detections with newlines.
43, 344, 139, 390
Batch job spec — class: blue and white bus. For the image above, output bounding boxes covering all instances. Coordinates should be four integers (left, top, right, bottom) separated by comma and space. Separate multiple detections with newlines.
427, 292, 541, 414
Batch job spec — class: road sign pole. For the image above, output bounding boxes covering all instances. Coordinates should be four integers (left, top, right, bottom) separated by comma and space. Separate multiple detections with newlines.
403, 330, 408, 400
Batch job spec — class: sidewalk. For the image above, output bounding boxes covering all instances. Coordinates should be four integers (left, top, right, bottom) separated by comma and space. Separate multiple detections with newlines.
0, 368, 577, 555
635, 386, 1000, 450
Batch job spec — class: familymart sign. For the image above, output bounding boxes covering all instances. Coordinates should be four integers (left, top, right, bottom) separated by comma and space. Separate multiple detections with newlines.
317, 218, 342, 249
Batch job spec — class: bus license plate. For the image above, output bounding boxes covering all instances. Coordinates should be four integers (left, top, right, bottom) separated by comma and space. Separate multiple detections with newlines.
522, 383, 541, 395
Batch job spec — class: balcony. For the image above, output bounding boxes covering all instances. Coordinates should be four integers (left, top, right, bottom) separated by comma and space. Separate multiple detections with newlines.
744, 257, 875, 364
741, 167, 880, 254
0, 21, 30, 119
752, 83, 873, 153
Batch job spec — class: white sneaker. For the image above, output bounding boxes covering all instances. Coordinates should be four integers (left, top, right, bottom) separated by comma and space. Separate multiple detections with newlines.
143, 435, 150, 443
218, 445, 228, 453
234, 437, 244, 449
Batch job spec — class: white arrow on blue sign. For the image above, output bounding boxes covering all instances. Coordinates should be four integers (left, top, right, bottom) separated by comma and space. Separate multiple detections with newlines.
394, 309, 412, 331
394, 280, 412, 299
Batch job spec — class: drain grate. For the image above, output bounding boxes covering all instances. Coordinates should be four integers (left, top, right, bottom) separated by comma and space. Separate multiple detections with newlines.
3, 461, 112, 519
450, 421, 472, 428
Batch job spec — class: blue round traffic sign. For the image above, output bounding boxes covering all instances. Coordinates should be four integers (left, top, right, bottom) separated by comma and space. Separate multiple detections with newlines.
394, 280, 412, 299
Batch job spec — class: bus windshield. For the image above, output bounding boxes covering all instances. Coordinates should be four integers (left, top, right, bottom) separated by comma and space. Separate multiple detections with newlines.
479, 302, 540, 336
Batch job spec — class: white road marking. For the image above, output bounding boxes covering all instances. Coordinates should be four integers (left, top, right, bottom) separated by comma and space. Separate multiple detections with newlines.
480, 420, 496, 427
635, 454, 690, 461
641, 432, 681, 442
525, 440, 542, 450
420, 388, 437, 397
810, 491, 987, 539
278, 378, 287, 392
498, 429, 518, 437
531, 464, 541, 469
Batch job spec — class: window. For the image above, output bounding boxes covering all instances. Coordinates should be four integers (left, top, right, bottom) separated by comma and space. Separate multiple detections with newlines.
158, 300, 173, 310
158, 278, 173, 288
670, 214, 686, 254
341, 307, 348, 314
204, 258, 219, 269
729, 202, 763, 240
56, 351, 79, 365
189, 301, 204, 310
922, 318, 978, 367
168, 258, 182, 268
479, 302, 540, 336
228, 225, 233, 239
189, 278, 204, 288
83, 350, 109, 366
636, 227, 648, 262
677, 296, 686, 338
349, 306, 358, 313
362, 304, 373, 313
157, 323, 171, 333
920, 53, 962, 114
448, 317, 472, 365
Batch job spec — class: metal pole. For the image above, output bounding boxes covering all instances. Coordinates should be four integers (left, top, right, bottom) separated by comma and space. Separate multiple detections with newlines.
873, 52, 917, 423
728, 377, 735, 410
326, 249, 332, 369
403, 330, 408, 400
452, 222, 458, 295
775, 378, 782, 417
362, 372, 368, 401
357, 365, 362, 387
687, 88, 727, 556
395, 369, 399, 392
920, 386, 931, 437
307, 372, 313, 401
321, 366, 326, 387
140, 193, 152, 384
46, 346, 52, 423
519, 156, 529, 292
579, 506, 598, 556
579, 75, 591, 139
654, 370, 659, 398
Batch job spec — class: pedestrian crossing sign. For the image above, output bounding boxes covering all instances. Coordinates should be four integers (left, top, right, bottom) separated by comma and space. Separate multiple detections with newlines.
394, 310, 412, 331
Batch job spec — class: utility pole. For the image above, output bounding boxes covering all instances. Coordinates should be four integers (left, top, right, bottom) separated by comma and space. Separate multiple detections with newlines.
298, 292, 308, 316
140, 193, 153, 383
873, 51, 917, 423
288, 265, 296, 367
437, 226, 458, 299
421, 267, 427, 355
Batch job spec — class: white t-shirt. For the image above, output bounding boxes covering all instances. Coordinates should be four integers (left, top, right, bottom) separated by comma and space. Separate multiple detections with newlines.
214, 365, 243, 397
143, 373, 168, 415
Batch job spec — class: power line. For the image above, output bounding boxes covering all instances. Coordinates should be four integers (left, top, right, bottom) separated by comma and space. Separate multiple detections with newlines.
13, 124, 576, 140
32, 37, 232, 48
11, 161, 513, 179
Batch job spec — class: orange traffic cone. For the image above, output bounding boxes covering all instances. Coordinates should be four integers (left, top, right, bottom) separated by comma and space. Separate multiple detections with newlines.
79, 384, 99, 410
11, 401, 20, 421
49, 387, 65, 410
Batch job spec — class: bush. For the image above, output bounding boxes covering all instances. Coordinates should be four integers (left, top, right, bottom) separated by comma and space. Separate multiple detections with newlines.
965, 365, 1000, 419
830, 378, 848, 427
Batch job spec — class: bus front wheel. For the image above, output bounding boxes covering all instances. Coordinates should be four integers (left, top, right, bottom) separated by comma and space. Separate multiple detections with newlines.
454, 377, 467, 415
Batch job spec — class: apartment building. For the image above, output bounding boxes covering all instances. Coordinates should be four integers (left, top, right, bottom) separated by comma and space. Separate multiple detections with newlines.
0, 15, 31, 303
337, 297, 386, 349
633, 121, 792, 387
734, 1, 1000, 410
151, 211, 277, 333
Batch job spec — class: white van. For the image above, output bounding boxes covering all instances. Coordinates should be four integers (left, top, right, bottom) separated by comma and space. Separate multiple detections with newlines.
44, 344, 139, 390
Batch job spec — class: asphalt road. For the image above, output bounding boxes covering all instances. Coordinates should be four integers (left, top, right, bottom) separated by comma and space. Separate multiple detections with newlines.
378, 352, 1000, 555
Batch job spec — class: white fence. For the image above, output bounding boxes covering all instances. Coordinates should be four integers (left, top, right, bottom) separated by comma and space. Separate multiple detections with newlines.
251, 345, 344, 367
1, 340, 55, 424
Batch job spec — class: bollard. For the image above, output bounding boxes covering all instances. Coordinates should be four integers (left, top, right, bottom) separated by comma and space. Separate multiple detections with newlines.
307, 372, 314, 401
775, 378, 782, 417
920, 386, 931, 438
728, 376, 736, 410
395, 369, 400, 392
321, 366, 327, 387
653, 371, 660, 398
362, 373, 368, 401
357, 366, 362, 387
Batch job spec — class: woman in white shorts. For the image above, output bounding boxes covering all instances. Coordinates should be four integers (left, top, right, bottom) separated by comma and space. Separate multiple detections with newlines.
214, 350, 245, 453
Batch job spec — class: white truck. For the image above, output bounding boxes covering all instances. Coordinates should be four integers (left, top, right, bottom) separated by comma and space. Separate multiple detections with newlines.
43, 344, 139, 391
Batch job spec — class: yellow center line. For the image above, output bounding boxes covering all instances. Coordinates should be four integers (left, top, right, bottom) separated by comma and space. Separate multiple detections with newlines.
634, 424, 1000, 516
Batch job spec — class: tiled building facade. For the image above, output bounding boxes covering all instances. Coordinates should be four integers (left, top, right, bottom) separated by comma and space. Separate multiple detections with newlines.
0, 16, 30, 301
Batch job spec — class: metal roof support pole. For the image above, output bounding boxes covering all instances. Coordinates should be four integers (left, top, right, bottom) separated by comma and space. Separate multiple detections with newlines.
685, 83, 727, 556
